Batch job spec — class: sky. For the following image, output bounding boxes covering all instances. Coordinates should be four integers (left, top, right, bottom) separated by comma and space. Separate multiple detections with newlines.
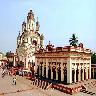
0, 0, 96, 53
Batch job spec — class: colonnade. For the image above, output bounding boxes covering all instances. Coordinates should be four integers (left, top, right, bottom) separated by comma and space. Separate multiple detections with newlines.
35, 58, 91, 84
72, 63, 91, 83
91, 67, 96, 79
35, 58, 67, 83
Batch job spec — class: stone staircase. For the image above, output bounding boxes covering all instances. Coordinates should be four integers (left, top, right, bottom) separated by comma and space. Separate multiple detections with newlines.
31, 79, 51, 89
80, 79, 96, 95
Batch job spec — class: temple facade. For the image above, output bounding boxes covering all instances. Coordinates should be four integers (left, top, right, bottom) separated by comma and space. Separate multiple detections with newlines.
35, 42, 91, 84
16, 10, 44, 69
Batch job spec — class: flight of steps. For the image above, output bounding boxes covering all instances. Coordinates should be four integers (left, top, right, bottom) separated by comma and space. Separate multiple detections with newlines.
31, 79, 52, 89
80, 79, 96, 95
82, 79, 96, 90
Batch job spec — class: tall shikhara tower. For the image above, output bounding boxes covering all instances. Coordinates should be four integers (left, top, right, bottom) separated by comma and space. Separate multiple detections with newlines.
16, 10, 44, 69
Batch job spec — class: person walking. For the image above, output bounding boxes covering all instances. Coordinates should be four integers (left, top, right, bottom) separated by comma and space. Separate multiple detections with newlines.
12, 77, 16, 85
14, 77, 16, 85
2, 69, 5, 78
12, 78, 14, 85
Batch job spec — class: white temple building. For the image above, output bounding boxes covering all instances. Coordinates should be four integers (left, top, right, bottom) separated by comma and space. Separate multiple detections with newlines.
35, 42, 91, 84
16, 10, 44, 69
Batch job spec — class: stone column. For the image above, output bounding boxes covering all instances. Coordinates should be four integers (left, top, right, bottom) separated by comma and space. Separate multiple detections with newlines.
46, 59, 48, 78
61, 61, 64, 81
56, 62, 58, 80
25, 58, 27, 68
42, 61, 44, 77
74, 67, 76, 82
78, 64, 81, 81
35, 58, 38, 74
51, 62, 53, 80
93, 68, 94, 79
67, 57, 72, 84
82, 63, 84, 81
86, 65, 88, 80
89, 58, 91, 79
39, 62, 41, 76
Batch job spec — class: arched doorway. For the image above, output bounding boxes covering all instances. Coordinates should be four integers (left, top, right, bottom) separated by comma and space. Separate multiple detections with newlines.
48, 66, 51, 79
53, 66, 56, 80
81, 69, 83, 81
58, 67, 61, 81
64, 69, 67, 83
72, 69, 75, 83
76, 69, 78, 82
40, 64, 42, 77
37, 65, 39, 76
91, 68, 93, 79
44, 67, 46, 78
84, 68, 86, 80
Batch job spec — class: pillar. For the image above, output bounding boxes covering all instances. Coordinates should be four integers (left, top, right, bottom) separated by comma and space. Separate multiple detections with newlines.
39, 63, 41, 76
93, 68, 94, 79
24, 58, 26, 68
61, 61, 64, 81
42, 61, 44, 77
51, 62, 53, 80
82, 63, 84, 81
67, 57, 72, 84
89, 58, 91, 79
86, 65, 88, 80
35, 58, 38, 74
74, 68, 76, 82
78, 64, 81, 81
56, 62, 58, 80
46, 59, 48, 78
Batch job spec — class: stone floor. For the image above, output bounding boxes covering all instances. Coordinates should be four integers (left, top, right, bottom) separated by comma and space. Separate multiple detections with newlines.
0, 69, 96, 96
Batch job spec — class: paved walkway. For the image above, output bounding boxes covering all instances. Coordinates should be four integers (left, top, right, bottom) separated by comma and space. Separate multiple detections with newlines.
0, 68, 95, 96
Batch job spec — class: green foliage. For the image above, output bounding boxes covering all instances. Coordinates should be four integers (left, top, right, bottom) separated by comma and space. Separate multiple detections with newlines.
69, 34, 78, 47
91, 52, 96, 64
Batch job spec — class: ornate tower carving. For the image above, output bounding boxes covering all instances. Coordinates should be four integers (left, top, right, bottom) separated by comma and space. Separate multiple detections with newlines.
22, 21, 26, 33
17, 31, 21, 48
36, 17, 40, 32
16, 10, 44, 69
27, 10, 35, 31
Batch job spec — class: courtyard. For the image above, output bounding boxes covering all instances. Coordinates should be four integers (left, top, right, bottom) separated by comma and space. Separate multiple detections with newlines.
0, 68, 96, 96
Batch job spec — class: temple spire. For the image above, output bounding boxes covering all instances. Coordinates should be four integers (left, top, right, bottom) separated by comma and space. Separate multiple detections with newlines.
36, 17, 40, 32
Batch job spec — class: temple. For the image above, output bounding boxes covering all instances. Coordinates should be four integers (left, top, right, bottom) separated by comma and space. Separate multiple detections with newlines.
16, 10, 44, 69
16, 10, 92, 84
35, 42, 91, 84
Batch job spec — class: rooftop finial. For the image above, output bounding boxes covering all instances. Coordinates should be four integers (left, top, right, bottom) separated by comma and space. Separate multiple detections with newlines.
49, 41, 51, 45
37, 17, 38, 21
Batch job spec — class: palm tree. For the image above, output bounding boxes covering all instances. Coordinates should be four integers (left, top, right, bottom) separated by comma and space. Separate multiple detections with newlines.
69, 34, 78, 47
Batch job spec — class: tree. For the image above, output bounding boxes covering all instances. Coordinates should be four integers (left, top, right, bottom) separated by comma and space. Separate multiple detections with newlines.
91, 52, 96, 64
69, 34, 78, 47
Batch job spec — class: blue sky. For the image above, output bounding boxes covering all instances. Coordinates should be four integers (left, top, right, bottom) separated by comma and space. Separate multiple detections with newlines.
0, 0, 96, 53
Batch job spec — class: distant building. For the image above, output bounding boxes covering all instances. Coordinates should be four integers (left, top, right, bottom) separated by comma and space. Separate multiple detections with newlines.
6, 51, 18, 67
35, 42, 91, 84
0, 52, 7, 66
16, 10, 44, 69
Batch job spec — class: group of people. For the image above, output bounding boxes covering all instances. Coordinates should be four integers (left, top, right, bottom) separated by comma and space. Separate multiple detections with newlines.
1, 66, 17, 85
